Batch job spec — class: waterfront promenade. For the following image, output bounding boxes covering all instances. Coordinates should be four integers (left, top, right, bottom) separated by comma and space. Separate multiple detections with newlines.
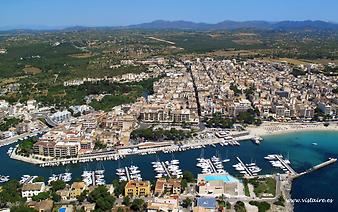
9, 132, 254, 166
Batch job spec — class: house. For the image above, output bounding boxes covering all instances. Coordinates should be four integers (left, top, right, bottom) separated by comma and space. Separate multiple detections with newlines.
56, 189, 70, 201
124, 180, 151, 197
69, 182, 87, 199
78, 203, 96, 212
147, 197, 179, 212
197, 173, 240, 196
27, 199, 53, 212
21, 182, 46, 198
195, 197, 217, 211
154, 178, 181, 196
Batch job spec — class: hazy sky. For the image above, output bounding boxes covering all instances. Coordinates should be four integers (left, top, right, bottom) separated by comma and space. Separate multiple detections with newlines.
1, 0, 337, 28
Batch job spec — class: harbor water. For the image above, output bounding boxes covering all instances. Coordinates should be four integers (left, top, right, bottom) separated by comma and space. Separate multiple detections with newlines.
1, 131, 338, 211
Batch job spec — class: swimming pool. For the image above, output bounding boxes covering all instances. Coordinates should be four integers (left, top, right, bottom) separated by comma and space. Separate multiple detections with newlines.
203, 175, 239, 183
59, 208, 66, 212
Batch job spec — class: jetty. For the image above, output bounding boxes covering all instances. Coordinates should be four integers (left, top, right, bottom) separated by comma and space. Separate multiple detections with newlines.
236, 157, 253, 176
207, 159, 217, 173
125, 167, 131, 181
275, 155, 297, 175
161, 162, 171, 178
294, 158, 337, 178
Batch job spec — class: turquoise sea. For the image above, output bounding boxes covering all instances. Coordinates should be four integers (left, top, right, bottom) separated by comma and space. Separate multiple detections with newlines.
0, 131, 337, 211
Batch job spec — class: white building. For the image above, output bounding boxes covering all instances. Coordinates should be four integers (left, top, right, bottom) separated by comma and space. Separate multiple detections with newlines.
21, 182, 46, 198
50, 111, 71, 123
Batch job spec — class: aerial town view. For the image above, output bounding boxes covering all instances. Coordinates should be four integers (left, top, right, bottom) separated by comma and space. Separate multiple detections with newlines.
0, 0, 337, 212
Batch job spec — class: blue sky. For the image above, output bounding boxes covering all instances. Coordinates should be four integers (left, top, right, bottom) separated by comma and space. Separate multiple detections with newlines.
1, 0, 337, 28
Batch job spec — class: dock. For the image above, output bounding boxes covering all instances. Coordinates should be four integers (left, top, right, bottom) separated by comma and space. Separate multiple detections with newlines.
125, 167, 130, 180
236, 157, 253, 176
207, 159, 217, 173
161, 162, 172, 178
294, 158, 337, 178
275, 155, 297, 175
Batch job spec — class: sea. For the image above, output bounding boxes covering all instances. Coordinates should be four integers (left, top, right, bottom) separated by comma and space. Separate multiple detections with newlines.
1, 131, 338, 212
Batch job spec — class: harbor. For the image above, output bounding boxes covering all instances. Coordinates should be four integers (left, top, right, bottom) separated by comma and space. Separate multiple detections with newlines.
0, 131, 338, 212
9, 130, 258, 167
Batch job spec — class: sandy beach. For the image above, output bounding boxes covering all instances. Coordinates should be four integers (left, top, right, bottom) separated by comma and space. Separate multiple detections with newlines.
247, 122, 338, 137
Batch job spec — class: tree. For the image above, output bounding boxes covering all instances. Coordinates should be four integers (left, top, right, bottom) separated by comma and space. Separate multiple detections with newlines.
112, 179, 127, 197
77, 190, 88, 203
10, 205, 37, 212
123, 196, 131, 206
0, 180, 24, 207
88, 185, 116, 211
181, 179, 188, 191
182, 197, 192, 208
182, 171, 195, 183
32, 192, 49, 201
130, 198, 146, 211
32, 176, 45, 183
50, 180, 66, 192
51, 192, 61, 202
234, 201, 246, 212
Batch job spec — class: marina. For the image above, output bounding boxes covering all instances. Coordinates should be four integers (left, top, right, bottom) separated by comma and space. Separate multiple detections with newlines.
0, 131, 338, 212
265, 154, 295, 175
152, 158, 183, 179
233, 157, 262, 176
116, 165, 142, 182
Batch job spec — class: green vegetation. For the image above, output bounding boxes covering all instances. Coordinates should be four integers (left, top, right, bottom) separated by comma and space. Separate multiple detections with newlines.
237, 109, 261, 125
204, 112, 234, 128
217, 200, 231, 209
234, 201, 246, 212
112, 179, 127, 197
90, 95, 132, 111
248, 177, 276, 198
51, 192, 61, 202
274, 195, 285, 206
291, 67, 306, 77
94, 141, 107, 150
33, 77, 157, 108
17, 138, 38, 156
31, 192, 49, 201
10, 205, 38, 212
77, 190, 88, 203
249, 201, 271, 212
181, 171, 195, 190
322, 65, 338, 76
243, 178, 250, 196
88, 185, 116, 211
182, 197, 192, 208
230, 83, 242, 96
0, 117, 21, 131
123, 196, 131, 206
0, 180, 24, 207
226, 201, 231, 209
32, 176, 45, 183
130, 198, 146, 211
131, 127, 192, 142
50, 180, 66, 192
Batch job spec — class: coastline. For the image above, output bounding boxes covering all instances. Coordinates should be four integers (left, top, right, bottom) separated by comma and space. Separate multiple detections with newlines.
247, 122, 338, 137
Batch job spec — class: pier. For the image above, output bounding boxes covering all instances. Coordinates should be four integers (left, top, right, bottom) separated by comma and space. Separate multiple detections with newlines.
125, 167, 131, 181
207, 159, 217, 173
294, 158, 337, 178
275, 155, 297, 175
236, 157, 253, 176
161, 162, 171, 177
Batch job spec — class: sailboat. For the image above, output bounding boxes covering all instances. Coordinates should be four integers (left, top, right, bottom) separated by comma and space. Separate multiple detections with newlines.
223, 150, 230, 163
95, 162, 105, 174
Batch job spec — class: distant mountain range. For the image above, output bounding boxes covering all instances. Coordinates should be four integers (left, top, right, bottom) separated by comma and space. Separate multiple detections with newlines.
125, 20, 338, 30
1, 20, 338, 31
